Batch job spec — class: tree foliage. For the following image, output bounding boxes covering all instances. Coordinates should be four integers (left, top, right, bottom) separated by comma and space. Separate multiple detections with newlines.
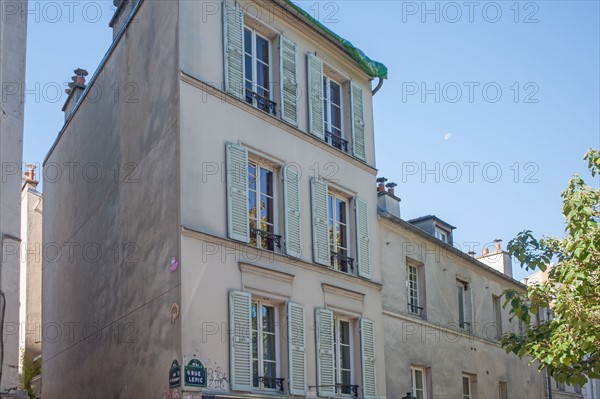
502, 148, 600, 386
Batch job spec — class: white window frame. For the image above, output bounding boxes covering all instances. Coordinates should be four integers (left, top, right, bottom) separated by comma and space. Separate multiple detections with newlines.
323, 75, 344, 137
244, 26, 273, 105
251, 299, 281, 391
328, 192, 352, 273
434, 227, 448, 243
407, 264, 421, 316
411, 366, 427, 399
247, 160, 279, 251
457, 280, 471, 331
334, 316, 354, 396
462, 375, 472, 399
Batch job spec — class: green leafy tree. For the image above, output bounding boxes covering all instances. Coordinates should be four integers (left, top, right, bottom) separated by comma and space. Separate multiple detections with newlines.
502, 148, 600, 386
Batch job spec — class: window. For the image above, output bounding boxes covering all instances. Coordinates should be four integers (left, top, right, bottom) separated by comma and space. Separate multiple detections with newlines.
499, 381, 507, 399
462, 375, 472, 399
334, 317, 354, 395
434, 227, 448, 243
407, 264, 422, 316
252, 301, 281, 391
323, 75, 347, 152
328, 193, 353, 273
248, 161, 279, 251
493, 295, 502, 339
518, 320, 525, 338
411, 367, 427, 399
457, 280, 472, 331
244, 27, 276, 115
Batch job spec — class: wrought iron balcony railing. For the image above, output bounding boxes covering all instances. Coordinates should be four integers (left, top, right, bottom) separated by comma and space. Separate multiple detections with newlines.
330, 251, 354, 273
251, 227, 281, 250
246, 89, 277, 116
254, 376, 285, 392
407, 302, 424, 316
325, 131, 349, 153
311, 384, 359, 397
459, 320, 472, 331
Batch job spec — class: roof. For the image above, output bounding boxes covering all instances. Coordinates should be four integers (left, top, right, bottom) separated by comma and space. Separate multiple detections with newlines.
407, 215, 457, 230
380, 209, 526, 289
277, 0, 388, 79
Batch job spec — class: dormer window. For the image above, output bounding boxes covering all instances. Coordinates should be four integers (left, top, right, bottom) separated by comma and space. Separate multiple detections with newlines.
434, 227, 449, 243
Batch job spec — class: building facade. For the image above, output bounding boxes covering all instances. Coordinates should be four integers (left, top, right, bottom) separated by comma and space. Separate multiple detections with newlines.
42, 0, 386, 397
0, 0, 28, 392
377, 188, 546, 399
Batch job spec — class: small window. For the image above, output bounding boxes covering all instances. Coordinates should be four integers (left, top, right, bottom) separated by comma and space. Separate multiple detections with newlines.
334, 317, 355, 396
462, 375, 472, 399
248, 161, 280, 251
411, 367, 427, 399
252, 301, 282, 391
244, 27, 276, 115
407, 264, 423, 317
328, 192, 353, 273
493, 295, 502, 339
499, 381, 507, 399
457, 280, 472, 332
434, 227, 448, 243
323, 75, 348, 153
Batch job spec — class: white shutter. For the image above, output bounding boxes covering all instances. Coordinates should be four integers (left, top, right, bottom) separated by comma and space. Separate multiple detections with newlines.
351, 82, 366, 161
280, 35, 298, 126
226, 143, 249, 242
311, 178, 330, 266
315, 308, 335, 397
223, 1, 245, 99
229, 290, 252, 391
360, 318, 377, 399
283, 164, 302, 258
355, 197, 371, 278
288, 302, 306, 396
307, 54, 325, 139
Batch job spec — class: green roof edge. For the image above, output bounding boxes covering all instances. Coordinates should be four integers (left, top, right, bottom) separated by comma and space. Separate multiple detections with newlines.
281, 0, 389, 79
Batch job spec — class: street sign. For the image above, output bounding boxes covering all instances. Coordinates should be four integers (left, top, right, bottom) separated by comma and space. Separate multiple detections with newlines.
184, 358, 207, 388
169, 360, 181, 388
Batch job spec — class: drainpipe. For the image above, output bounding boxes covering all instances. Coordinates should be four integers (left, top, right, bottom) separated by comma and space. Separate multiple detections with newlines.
372, 77, 384, 95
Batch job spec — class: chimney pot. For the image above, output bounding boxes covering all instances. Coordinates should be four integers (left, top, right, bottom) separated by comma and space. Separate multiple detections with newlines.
386, 182, 397, 197
482, 247, 489, 256
377, 177, 388, 193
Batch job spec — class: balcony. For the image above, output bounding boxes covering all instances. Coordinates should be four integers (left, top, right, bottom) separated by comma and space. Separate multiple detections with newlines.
254, 376, 285, 392
246, 88, 277, 116
325, 131, 349, 153
250, 227, 281, 251
330, 251, 354, 273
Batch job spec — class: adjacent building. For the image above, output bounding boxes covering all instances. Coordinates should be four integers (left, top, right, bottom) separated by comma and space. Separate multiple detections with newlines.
0, 0, 28, 392
377, 185, 546, 398
43, 0, 386, 397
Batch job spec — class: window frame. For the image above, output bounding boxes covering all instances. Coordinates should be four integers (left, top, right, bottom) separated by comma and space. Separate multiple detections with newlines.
327, 191, 352, 273
334, 315, 355, 396
244, 26, 274, 113
247, 159, 279, 251
407, 264, 421, 316
434, 227, 448, 243
251, 299, 281, 391
411, 366, 427, 399
457, 280, 471, 331
462, 375, 472, 399
323, 74, 344, 138
493, 294, 502, 339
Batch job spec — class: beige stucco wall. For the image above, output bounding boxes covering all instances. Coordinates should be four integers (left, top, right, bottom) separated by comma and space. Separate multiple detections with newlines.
380, 218, 546, 398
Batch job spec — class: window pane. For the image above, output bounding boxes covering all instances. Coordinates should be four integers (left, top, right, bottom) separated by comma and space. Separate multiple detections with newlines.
262, 306, 275, 333
415, 370, 423, 389
260, 168, 272, 196
336, 199, 345, 224
256, 35, 269, 64
256, 62, 269, 93
463, 377, 470, 396
245, 56, 253, 85
244, 28, 252, 54
339, 321, 350, 344
330, 81, 341, 106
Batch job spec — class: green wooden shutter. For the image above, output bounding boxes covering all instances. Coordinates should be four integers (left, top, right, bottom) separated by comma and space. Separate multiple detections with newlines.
311, 178, 330, 266
351, 82, 366, 161
229, 290, 252, 391
283, 164, 302, 258
307, 54, 325, 139
223, 1, 244, 99
315, 308, 335, 397
360, 318, 377, 399
226, 143, 249, 242
280, 35, 298, 126
288, 302, 306, 396
355, 197, 371, 278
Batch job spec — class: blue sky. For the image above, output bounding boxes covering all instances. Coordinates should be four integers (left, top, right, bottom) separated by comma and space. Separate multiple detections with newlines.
23, 1, 599, 281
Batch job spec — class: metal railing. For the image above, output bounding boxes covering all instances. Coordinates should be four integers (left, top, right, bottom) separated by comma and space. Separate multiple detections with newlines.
325, 131, 349, 153
311, 384, 359, 397
330, 251, 354, 272
407, 303, 424, 316
459, 320, 472, 331
254, 376, 285, 392
246, 89, 277, 116
251, 228, 281, 250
